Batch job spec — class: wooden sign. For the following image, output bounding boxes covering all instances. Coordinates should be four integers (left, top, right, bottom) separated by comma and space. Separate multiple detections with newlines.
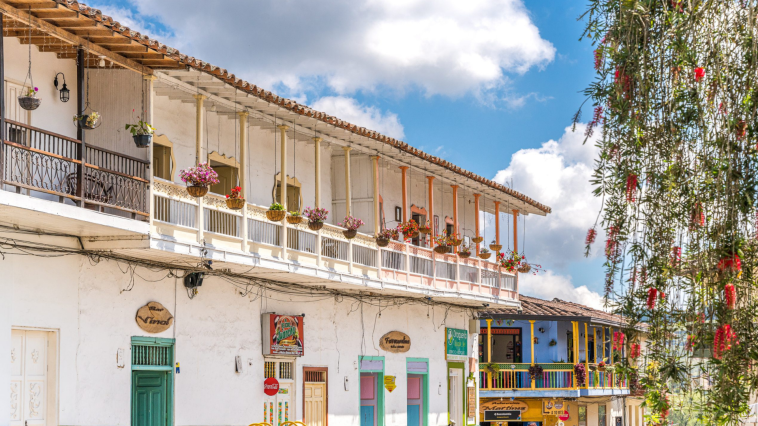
379, 331, 411, 353
135, 301, 173, 333
480, 399, 529, 412
467, 386, 477, 417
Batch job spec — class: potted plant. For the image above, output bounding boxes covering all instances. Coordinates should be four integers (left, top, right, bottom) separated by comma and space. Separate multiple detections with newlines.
472, 236, 484, 244
303, 207, 328, 231
489, 240, 503, 252
574, 363, 587, 387
597, 359, 608, 372
287, 211, 303, 225
478, 247, 491, 260
450, 233, 463, 246
549, 339, 557, 347
528, 364, 544, 381
376, 228, 396, 247
266, 202, 286, 221
458, 245, 471, 259
340, 215, 364, 239
418, 220, 432, 234
73, 111, 101, 130
179, 162, 219, 197
498, 250, 523, 272
225, 186, 244, 210
518, 263, 532, 273
399, 220, 419, 240
18, 86, 41, 111
433, 232, 452, 254
484, 363, 501, 375
125, 112, 155, 148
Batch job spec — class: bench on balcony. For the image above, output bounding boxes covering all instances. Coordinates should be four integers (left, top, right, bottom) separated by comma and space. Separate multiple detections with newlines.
2, 120, 149, 218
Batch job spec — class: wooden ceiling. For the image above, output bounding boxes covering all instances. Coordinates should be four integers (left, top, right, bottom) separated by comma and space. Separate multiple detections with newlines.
1, 0, 184, 70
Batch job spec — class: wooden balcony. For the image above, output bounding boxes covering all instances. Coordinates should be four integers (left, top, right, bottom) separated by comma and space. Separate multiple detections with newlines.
479, 363, 628, 395
2, 120, 149, 218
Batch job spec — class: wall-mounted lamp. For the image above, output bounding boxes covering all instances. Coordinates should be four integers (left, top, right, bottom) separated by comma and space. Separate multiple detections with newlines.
53, 72, 69, 102
539, 327, 545, 333
98, 55, 106, 67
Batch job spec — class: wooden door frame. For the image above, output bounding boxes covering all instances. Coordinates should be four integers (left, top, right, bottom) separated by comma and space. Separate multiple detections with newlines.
130, 336, 175, 426
11, 327, 60, 426
302, 366, 328, 426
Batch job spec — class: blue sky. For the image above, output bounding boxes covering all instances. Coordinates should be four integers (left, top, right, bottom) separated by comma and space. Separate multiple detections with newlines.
89, 0, 608, 307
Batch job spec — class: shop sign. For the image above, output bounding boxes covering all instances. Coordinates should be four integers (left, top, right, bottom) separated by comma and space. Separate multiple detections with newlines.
384, 375, 396, 392
264, 377, 279, 396
559, 410, 570, 421
483, 410, 521, 421
379, 331, 411, 353
135, 301, 173, 333
480, 399, 529, 412
466, 387, 476, 418
262, 314, 304, 356
543, 399, 567, 416
445, 327, 468, 361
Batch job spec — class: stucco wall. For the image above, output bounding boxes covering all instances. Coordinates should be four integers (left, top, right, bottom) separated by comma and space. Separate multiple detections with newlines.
6, 246, 472, 426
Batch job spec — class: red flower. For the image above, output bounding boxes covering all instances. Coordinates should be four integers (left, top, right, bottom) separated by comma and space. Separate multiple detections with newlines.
714, 324, 737, 360
647, 288, 658, 310
625, 174, 638, 202
694, 67, 705, 82
585, 228, 597, 245
630, 343, 641, 358
691, 203, 705, 227
659, 290, 666, 301
671, 246, 682, 267
736, 120, 747, 139
717, 254, 741, 273
725, 283, 736, 309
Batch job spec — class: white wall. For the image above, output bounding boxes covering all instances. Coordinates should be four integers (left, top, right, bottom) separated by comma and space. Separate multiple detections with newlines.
6, 239, 471, 426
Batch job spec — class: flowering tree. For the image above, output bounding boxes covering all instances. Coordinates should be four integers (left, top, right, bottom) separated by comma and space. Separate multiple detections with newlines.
580, 1, 758, 424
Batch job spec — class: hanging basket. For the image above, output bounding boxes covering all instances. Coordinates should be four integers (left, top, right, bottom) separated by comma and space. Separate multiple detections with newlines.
308, 221, 324, 231
418, 226, 432, 234
343, 229, 358, 239
18, 96, 41, 111
458, 252, 471, 259
518, 263, 532, 274
472, 236, 484, 244
286, 215, 304, 225
225, 198, 245, 210
478, 252, 492, 260
451, 238, 463, 247
434, 245, 451, 255
266, 209, 286, 222
186, 185, 208, 198
489, 244, 503, 252
376, 237, 390, 247
133, 134, 152, 148
76, 114, 101, 130
404, 231, 419, 240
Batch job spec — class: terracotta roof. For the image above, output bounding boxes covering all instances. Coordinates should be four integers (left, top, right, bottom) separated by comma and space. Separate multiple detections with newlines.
3, 0, 551, 215
484, 294, 631, 327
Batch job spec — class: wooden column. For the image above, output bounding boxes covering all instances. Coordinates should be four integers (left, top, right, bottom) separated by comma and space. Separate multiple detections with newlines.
0, 13, 5, 187
194, 94, 206, 243
584, 323, 589, 388
343, 146, 352, 217
278, 125, 289, 257
76, 47, 86, 208
473, 194, 481, 254
427, 176, 435, 243
145, 75, 156, 227
530, 320, 536, 389
239, 111, 249, 251
372, 155, 380, 235
400, 166, 409, 222
313, 137, 322, 208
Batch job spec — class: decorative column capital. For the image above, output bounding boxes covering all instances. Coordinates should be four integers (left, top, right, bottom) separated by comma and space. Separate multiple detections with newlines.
370, 155, 380, 160
237, 111, 249, 117
312, 137, 323, 143
399, 166, 409, 171
473, 193, 481, 199
426, 175, 435, 182
193, 94, 206, 101
342, 146, 352, 153
143, 75, 158, 81
277, 125, 289, 131
450, 185, 459, 190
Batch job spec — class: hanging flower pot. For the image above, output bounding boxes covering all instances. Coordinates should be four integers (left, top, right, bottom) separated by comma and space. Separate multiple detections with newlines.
518, 263, 532, 273
340, 215, 364, 239
180, 163, 218, 198
74, 112, 101, 130
225, 186, 244, 210
472, 236, 484, 244
376, 229, 395, 247
287, 212, 303, 225
478, 249, 491, 260
126, 118, 155, 148
450, 236, 463, 247
418, 221, 432, 234
18, 88, 41, 111
434, 245, 451, 255
308, 221, 324, 231
376, 237, 390, 247
266, 202, 286, 221
303, 207, 328, 231
133, 134, 152, 148
458, 246, 471, 259
343, 229, 358, 239
399, 220, 419, 241
489, 243, 503, 252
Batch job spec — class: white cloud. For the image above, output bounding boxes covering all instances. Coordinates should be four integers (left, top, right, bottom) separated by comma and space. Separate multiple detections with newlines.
519, 271, 604, 310
106, 0, 554, 99
310, 96, 405, 139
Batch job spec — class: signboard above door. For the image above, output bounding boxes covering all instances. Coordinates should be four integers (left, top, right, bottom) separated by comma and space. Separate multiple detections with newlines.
445, 327, 468, 361
262, 313, 304, 356
135, 301, 174, 333
379, 331, 411, 353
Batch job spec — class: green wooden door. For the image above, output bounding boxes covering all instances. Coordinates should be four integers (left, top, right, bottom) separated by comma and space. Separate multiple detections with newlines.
132, 370, 169, 426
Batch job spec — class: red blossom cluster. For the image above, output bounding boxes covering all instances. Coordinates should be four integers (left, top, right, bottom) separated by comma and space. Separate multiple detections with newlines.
670, 246, 682, 268
647, 288, 665, 309
605, 226, 619, 260
585, 228, 597, 246
225, 186, 243, 200
614, 68, 633, 97
736, 120, 747, 139
686, 334, 696, 352
630, 343, 641, 359
691, 203, 705, 227
717, 254, 742, 273
612, 331, 625, 351
586, 106, 604, 138
625, 173, 638, 202
713, 324, 738, 360
694, 67, 705, 82
724, 283, 737, 309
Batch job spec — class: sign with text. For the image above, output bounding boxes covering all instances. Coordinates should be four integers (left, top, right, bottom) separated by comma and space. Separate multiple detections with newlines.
446, 327, 468, 361
135, 301, 174, 333
384, 375, 396, 392
379, 331, 411, 353
262, 314, 304, 356
480, 399, 529, 412
483, 410, 521, 421
543, 399, 567, 416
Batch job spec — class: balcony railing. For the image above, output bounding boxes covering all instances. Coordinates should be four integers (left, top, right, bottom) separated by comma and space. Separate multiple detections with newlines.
2, 120, 149, 217
479, 363, 627, 392
151, 178, 517, 301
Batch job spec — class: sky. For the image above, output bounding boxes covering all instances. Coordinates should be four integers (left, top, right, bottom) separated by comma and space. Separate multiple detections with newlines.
87, 0, 608, 308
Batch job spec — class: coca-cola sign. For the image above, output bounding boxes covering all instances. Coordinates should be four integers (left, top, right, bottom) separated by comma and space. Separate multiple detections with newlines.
264, 377, 280, 396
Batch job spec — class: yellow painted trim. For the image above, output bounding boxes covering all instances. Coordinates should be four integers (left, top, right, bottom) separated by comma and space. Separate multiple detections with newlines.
208, 151, 240, 169
584, 323, 589, 389
153, 134, 176, 181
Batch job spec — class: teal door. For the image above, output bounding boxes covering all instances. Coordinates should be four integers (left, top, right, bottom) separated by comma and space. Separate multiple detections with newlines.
407, 405, 420, 426
132, 370, 169, 426
360, 406, 374, 426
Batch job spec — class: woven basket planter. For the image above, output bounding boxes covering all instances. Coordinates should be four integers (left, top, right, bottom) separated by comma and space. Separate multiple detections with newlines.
225, 198, 245, 210
76, 114, 100, 130
376, 237, 390, 247
472, 236, 484, 244
489, 244, 503, 252
451, 238, 463, 247
478, 252, 492, 260
18, 96, 41, 111
418, 226, 432, 234
308, 221, 324, 231
518, 263, 532, 273
186, 185, 208, 198
286, 215, 304, 225
458, 252, 471, 259
266, 209, 286, 222
343, 229, 358, 239
404, 231, 419, 240
434, 245, 451, 255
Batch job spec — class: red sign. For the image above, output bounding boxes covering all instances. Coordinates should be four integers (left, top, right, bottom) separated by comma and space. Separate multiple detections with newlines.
264, 377, 280, 396
559, 410, 570, 421
261, 314, 304, 357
